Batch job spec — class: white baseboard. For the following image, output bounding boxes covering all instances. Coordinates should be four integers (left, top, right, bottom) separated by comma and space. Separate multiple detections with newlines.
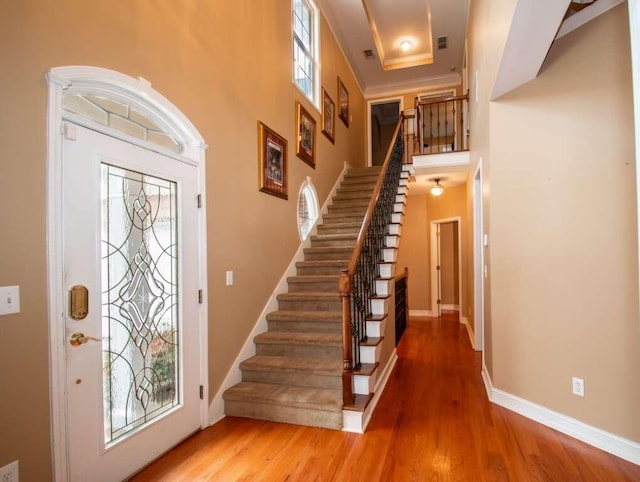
343, 349, 398, 433
208, 162, 350, 425
460, 316, 475, 350
441, 304, 460, 311
482, 364, 640, 466
409, 309, 437, 317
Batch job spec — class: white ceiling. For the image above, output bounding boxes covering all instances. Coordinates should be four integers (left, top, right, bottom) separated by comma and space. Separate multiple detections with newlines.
317, 0, 468, 98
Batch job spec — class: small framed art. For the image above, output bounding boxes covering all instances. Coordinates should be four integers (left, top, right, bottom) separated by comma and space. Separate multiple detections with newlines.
322, 89, 335, 143
338, 76, 349, 127
295, 101, 316, 168
258, 121, 288, 199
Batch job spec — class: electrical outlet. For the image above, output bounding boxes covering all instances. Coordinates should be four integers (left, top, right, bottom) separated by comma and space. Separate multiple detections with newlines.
0, 460, 19, 482
572, 377, 585, 397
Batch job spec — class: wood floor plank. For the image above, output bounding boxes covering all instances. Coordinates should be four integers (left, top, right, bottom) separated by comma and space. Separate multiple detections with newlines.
130, 313, 640, 481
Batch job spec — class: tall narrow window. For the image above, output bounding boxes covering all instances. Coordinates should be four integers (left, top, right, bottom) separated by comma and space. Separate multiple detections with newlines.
293, 0, 319, 107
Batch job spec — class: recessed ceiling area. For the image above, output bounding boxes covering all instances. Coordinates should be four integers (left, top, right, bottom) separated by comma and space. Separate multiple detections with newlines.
410, 167, 468, 196
362, 0, 434, 71
316, 0, 468, 97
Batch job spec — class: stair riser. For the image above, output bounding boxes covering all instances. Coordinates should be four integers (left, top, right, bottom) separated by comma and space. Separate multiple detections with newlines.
379, 263, 395, 279
322, 215, 366, 224
256, 343, 342, 358
342, 176, 379, 184
371, 297, 389, 316
317, 225, 361, 235
385, 235, 399, 248
267, 320, 342, 333
296, 265, 347, 276
391, 212, 404, 224
383, 248, 397, 263
278, 298, 342, 311
304, 250, 353, 261
394, 202, 405, 213
333, 192, 373, 201
360, 345, 381, 364
328, 206, 368, 216
354, 371, 378, 395
311, 239, 356, 248
386, 224, 402, 236
375, 279, 392, 297
336, 186, 375, 194
330, 199, 371, 208
288, 280, 340, 292
224, 401, 342, 430
242, 370, 342, 389
366, 319, 386, 338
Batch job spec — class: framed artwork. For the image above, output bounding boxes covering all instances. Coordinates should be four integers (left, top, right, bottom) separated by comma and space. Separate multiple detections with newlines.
295, 101, 316, 168
338, 76, 349, 127
321, 89, 335, 144
258, 121, 288, 199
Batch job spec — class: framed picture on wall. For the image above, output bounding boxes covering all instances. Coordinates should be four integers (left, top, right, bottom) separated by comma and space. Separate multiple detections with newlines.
321, 89, 335, 143
296, 101, 316, 168
258, 121, 288, 199
338, 76, 349, 127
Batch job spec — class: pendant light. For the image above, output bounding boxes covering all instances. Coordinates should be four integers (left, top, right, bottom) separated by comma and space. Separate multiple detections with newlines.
431, 178, 444, 196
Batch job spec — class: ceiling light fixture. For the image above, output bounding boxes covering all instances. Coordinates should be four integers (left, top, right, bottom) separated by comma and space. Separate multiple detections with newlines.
400, 40, 412, 52
431, 178, 444, 197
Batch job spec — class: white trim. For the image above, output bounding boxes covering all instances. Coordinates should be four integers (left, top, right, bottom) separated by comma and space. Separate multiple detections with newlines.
472, 160, 484, 354
208, 162, 350, 424
557, 0, 626, 38
630, 0, 640, 320
441, 304, 459, 310
461, 316, 475, 349
46, 66, 208, 481
482, 368, 640, 466
342, 350, 398, 433
430, 217, 463, 318
366, 96, 404, 167
364, 73, 461, 99
412, 151, 470, 168
409, 309, 437, 317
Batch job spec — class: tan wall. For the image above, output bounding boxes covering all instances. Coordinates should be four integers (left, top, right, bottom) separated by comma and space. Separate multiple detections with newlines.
0, 1, 365, 479
427, 185, 468, 315
397, 185, 469, 316
395, 194, 429, 311
467, 0, 519, 374
489, 5, 640, 443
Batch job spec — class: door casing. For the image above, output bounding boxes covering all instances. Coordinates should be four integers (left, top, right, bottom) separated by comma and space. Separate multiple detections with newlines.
46, 66, 208, 481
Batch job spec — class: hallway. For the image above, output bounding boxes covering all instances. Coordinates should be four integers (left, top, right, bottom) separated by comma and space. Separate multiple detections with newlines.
132, 314, 640, 481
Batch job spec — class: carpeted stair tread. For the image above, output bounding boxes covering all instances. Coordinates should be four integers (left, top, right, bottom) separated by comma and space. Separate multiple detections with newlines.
310, 233, 358, 243
223, 382, 343, 412
303, 246, 354, 254
240, 355, 342, 375
266, 310, 342, 322
254, 330, 342, 346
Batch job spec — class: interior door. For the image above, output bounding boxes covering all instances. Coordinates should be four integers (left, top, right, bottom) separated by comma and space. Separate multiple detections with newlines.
62, 123, 202, 481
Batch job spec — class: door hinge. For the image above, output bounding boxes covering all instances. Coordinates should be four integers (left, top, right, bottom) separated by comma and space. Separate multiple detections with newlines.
197, 194, 202, 208
437, 299, 441, 304
199, 385, 204, 400
436, 265, 441, 271
198, 289, 203, 304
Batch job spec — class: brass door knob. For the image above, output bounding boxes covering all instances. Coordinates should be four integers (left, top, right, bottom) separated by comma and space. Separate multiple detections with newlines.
69, 332, 102, 347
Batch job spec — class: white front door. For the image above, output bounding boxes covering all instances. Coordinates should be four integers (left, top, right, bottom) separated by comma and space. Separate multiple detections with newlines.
62, 123, 202, 481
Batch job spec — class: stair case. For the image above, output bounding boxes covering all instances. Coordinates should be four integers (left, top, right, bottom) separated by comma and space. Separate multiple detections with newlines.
223, 123, 411, 430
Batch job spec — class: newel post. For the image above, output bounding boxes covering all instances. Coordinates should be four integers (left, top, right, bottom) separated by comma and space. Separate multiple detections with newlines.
339, 270, 354, 405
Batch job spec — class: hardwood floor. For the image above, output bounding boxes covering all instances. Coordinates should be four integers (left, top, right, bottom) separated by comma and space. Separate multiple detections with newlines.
131, 313, 640, 481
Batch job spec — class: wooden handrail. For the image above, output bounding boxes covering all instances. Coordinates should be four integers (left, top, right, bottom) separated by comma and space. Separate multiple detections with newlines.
415, 94, 469, 107
344, 116, 404, 277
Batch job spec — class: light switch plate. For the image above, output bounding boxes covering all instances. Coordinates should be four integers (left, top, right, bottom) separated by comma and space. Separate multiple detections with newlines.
225, 271, 234, 286
0, 285, 20, 316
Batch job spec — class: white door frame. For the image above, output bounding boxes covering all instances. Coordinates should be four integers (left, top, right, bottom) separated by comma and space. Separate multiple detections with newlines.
473, 161, 484, 352
430, 217, 463, 318
45, 66, 209, 481
367, 96, 404, 166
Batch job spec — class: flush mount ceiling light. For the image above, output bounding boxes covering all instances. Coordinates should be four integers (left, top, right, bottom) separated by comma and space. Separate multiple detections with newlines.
400, 40, 413, 52
431, 178, 444, 196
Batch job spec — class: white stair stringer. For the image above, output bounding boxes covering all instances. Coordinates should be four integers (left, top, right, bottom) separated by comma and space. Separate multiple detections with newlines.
342, 163, 412, 432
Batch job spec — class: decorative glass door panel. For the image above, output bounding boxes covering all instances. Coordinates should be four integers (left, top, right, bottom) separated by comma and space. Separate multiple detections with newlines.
101, 164, 180, 445
63, 124, 201, 481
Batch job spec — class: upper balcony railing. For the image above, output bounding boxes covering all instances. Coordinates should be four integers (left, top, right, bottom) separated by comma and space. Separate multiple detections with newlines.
410, 94, 469, 156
